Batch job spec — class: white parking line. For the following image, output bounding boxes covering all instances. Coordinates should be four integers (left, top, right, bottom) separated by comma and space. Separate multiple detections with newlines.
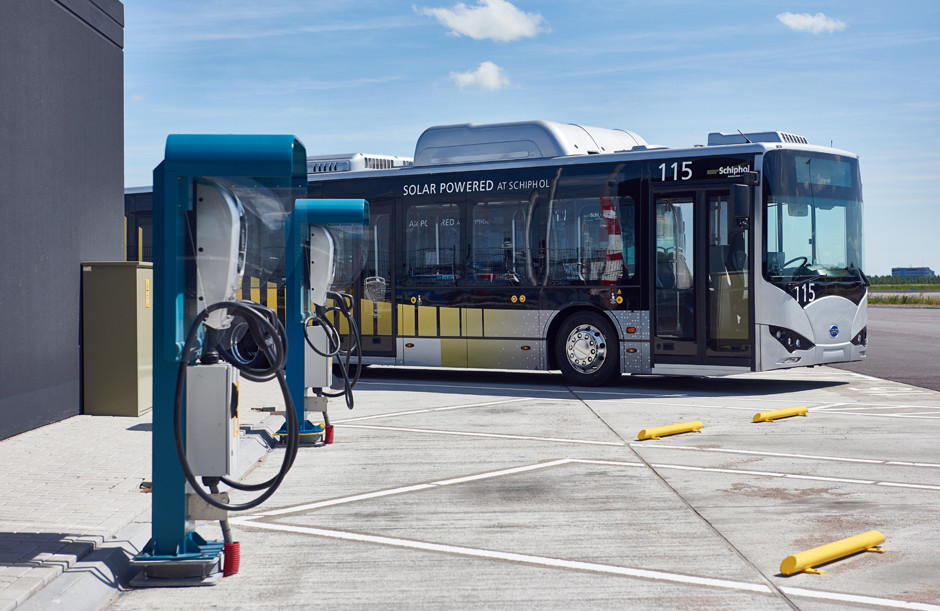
887, 461, 940, 468
239, 454, 940, 525
650, 463, 940, 491
818, 411, 940, 420
242, 459, 587, 519
234, 520, 940, 610
334, 397, 536, 423
333, 425, 940, 488
817, 405, 930, 411
339, 423, 627, 446
237, 519, 773, 593
633, 443, 940, 469
805, 402, 848, 410
780, 586, 940, 610
877, 482, 940, 491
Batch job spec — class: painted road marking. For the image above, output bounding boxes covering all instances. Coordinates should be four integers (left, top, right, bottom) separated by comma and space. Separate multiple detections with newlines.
243, 459, 594, 519
233, 456, 940, 609
651, 464, 876, 485
635, 444, 940, 469
815, 410, 940, 420
339, 423, 627, 446
241, 455, 940, 525
337, 422, 940, 476
236, 519, 773, 592
234, 520, 940, 610
780, 587, 940, 611
335, 397, 537, 423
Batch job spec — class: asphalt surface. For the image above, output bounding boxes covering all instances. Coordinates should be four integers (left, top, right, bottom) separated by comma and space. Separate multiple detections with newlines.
831, 306, 940, 391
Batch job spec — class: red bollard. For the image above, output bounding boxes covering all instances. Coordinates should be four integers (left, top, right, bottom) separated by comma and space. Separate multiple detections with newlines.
223, 542, 240, 576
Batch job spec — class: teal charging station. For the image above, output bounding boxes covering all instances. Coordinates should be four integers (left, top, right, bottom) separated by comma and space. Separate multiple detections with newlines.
132, 134, 368, 586
284, 199, 369, 438
133, 134, 307, 585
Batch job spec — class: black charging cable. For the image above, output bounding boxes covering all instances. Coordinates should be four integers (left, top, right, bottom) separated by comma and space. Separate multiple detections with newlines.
173, 300, 298, 511
302, 291, 362, 410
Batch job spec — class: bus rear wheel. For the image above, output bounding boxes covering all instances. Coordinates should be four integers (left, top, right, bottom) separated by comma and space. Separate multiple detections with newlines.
555, 311, 620, 386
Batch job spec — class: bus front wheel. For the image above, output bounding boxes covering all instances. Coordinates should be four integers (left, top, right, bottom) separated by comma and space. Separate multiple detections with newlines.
555, 311, 620, 386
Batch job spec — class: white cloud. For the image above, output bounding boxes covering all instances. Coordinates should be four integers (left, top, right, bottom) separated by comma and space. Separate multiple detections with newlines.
776, 12, 847, 35
131, 93, 146, 102
449, 61, 511, 90
416, 0, 548, 42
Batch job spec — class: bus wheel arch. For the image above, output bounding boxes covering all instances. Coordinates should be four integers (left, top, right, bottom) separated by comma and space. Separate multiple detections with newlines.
550, 308, 621, 386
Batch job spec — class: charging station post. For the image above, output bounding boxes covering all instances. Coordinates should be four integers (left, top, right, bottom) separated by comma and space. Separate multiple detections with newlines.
133, 134, 307, 586
284, 199, 369, 440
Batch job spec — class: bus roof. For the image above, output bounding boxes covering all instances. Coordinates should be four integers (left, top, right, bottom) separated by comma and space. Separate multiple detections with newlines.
303, 120, 827, 179
412, 120, 652, 167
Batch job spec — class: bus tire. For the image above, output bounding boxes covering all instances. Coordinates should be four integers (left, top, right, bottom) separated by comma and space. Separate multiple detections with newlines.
555, 311, 620, 386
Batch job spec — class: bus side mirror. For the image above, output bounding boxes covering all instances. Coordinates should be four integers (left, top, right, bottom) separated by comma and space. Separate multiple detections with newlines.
731, 183, 753, 230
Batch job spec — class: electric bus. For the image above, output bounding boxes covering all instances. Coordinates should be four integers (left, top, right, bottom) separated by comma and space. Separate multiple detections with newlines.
309, 120, 868, 386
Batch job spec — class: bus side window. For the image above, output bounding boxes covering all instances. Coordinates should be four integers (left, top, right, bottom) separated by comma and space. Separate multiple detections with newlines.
547, 197, 627, 285
468, 200, 529, 286
403, 203, 460, 286
620, 197, 636, 279
545, 200, 578, 284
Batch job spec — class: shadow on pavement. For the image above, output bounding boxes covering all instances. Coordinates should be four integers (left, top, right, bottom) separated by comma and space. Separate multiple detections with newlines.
352, 366, 847, 400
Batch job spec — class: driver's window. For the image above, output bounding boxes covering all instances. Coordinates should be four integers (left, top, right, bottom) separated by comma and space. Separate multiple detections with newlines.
765, 198, 812, 277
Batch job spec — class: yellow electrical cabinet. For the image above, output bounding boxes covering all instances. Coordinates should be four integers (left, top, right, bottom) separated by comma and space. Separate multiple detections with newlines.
81, 262, 153, 416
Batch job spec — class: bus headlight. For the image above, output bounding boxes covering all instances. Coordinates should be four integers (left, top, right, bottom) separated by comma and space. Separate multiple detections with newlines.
769, 325, 816, 354
851, 327, 868, 347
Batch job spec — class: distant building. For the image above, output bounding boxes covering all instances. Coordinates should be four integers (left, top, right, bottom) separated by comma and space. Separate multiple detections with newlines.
892, 267, 936, 278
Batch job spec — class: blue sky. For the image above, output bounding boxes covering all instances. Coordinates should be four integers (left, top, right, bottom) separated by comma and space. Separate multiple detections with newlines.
124, 1, 940, 276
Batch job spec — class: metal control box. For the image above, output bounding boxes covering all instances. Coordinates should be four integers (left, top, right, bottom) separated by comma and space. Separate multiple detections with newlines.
185, 364, 238, 478
304, 323, 332, 389
81, 262, 153, 416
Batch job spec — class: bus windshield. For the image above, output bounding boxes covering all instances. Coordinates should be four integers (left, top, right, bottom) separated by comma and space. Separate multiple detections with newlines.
762, 150, 864, 283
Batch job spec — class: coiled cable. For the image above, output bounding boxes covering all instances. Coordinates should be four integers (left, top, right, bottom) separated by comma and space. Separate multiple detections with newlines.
302, 290, 361, 410
174, 300, 298, 511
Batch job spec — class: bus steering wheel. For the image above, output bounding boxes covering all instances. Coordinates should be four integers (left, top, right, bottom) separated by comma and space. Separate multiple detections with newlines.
784, 256, 808, 268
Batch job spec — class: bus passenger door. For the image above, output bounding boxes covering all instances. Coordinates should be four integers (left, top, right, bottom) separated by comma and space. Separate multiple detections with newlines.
652, 188, 752, 372
358, 202, 396, 357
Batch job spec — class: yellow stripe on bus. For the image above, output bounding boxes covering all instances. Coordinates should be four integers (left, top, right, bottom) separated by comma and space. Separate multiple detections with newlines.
399, 304, 416, 336
441, 338, 468, 367
463, 308, 483, 337
377, 301, 392, 335
418, 306, 437, 337
439, 307, 460, 337
267, 281, 278, 311
361, 300, 375, 335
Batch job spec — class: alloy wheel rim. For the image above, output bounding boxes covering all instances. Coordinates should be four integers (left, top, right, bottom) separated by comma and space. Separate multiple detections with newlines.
565, 324, 607, 374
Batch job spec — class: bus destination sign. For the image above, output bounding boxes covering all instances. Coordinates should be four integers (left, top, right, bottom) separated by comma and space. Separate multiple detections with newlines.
652, 156, 756, 183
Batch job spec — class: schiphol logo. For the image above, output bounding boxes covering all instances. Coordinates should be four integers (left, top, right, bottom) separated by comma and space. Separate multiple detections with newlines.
829, 325, 840, 339
707, 163, 751, 177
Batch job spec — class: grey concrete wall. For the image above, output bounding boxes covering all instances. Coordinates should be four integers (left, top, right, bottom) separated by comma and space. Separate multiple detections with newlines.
0, 0, 125, 439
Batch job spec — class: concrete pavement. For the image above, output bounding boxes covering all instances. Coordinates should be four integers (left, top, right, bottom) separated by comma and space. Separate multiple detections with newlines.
3, 363, 940, 610
0, 381, 280, 611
